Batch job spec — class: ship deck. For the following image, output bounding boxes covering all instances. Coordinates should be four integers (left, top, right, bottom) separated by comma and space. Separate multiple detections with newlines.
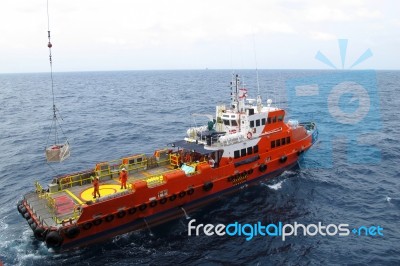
25, 163, 177, 228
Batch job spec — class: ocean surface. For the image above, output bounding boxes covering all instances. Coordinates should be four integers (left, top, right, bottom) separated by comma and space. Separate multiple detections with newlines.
0, 70, 399, 265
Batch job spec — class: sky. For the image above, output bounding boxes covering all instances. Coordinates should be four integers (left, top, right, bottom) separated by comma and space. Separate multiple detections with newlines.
0, 0, 399, 73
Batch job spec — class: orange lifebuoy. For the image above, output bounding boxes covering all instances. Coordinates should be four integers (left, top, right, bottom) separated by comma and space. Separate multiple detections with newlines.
247, 132, 252, 139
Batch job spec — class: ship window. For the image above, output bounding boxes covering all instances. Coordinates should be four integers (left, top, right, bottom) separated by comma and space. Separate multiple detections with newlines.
231, 120, 238, 126
253, 145, 259, 153
223, 119, 230, 126
129, 159, 135, 164
256, 119, 260, 127
271, 140, 275, 148
278, 115, 283, 122
267, 117, 271, 124
247, 147, 253, 155
250, 121, 255, 128
282, 137, 286, 145
137, 157, 143, 163
241, 148, 247, 157
286, 137, 290, 144
234, 150, 240, 159
273, 116, 277, 123
276, 139, 281, 147
262, 118, 266, 125
231, 115, 236, 118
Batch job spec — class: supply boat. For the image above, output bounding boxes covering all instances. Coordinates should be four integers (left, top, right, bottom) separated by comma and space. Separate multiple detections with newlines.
17, 74, 318, 250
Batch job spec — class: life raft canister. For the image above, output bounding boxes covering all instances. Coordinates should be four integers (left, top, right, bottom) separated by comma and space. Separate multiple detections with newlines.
45, 231, 63, 248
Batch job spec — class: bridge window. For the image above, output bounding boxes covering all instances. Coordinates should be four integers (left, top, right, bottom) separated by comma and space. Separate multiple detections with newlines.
250, 121, 254, 127
241, 148, 247, 157
223, 119, 230, 126
282, 137, 286, 145
276, 139, 281, 147
253, 145, 259, 153
231, 120, 238, 126
278, 115, 283, 122
271, 140, 275, 148
273, 116, 277, 123
256, 119, 260, 127
234, 150, 240, 159
262, 118, 266, 125
286, 136, 290, 144
247, 146, 253, 155
267, 117, 271, 124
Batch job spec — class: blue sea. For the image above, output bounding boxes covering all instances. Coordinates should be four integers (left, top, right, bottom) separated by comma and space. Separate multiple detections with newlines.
0, 70, 399, 265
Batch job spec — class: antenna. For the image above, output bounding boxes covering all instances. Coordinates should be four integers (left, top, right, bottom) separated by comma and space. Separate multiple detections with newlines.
252, 34, 262, 111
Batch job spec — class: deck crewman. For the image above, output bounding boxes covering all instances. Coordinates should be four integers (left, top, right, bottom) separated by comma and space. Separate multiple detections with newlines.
92, 175, 101, 199
120, 168, 128, 189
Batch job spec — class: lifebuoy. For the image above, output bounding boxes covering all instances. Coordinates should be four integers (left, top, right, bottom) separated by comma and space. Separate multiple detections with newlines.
169, 194, 177, 201
159, 197, 167, 204
45, 231, 63, 248
187, 188, 194, 195
34, 227, 46, 241
93, 218, 102, 226
105, 214, 114, 222
178, 191, 186, 198
83, 222, 92, 230
280, 155, 287, 163
128, 207, 137, 215
247, 132, 252, 139
203, 181, 213, 192
65, 226, 80, 239
117, 210, 126, 218
139, 203, 147, 211
259, 164, 267, 172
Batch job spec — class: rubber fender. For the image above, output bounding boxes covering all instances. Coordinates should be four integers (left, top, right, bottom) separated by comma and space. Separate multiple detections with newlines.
45, 231, 63, 248
65, 226, 80, 239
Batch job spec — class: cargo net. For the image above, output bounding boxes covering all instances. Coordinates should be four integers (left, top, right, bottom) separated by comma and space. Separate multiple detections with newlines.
46, 142, 70, 162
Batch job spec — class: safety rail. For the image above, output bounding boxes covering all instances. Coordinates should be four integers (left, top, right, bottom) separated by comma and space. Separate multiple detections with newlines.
58, 172, 94, 191
35, 181, 46, 198
54, 206, 81, 225
170, 153, 181, 166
